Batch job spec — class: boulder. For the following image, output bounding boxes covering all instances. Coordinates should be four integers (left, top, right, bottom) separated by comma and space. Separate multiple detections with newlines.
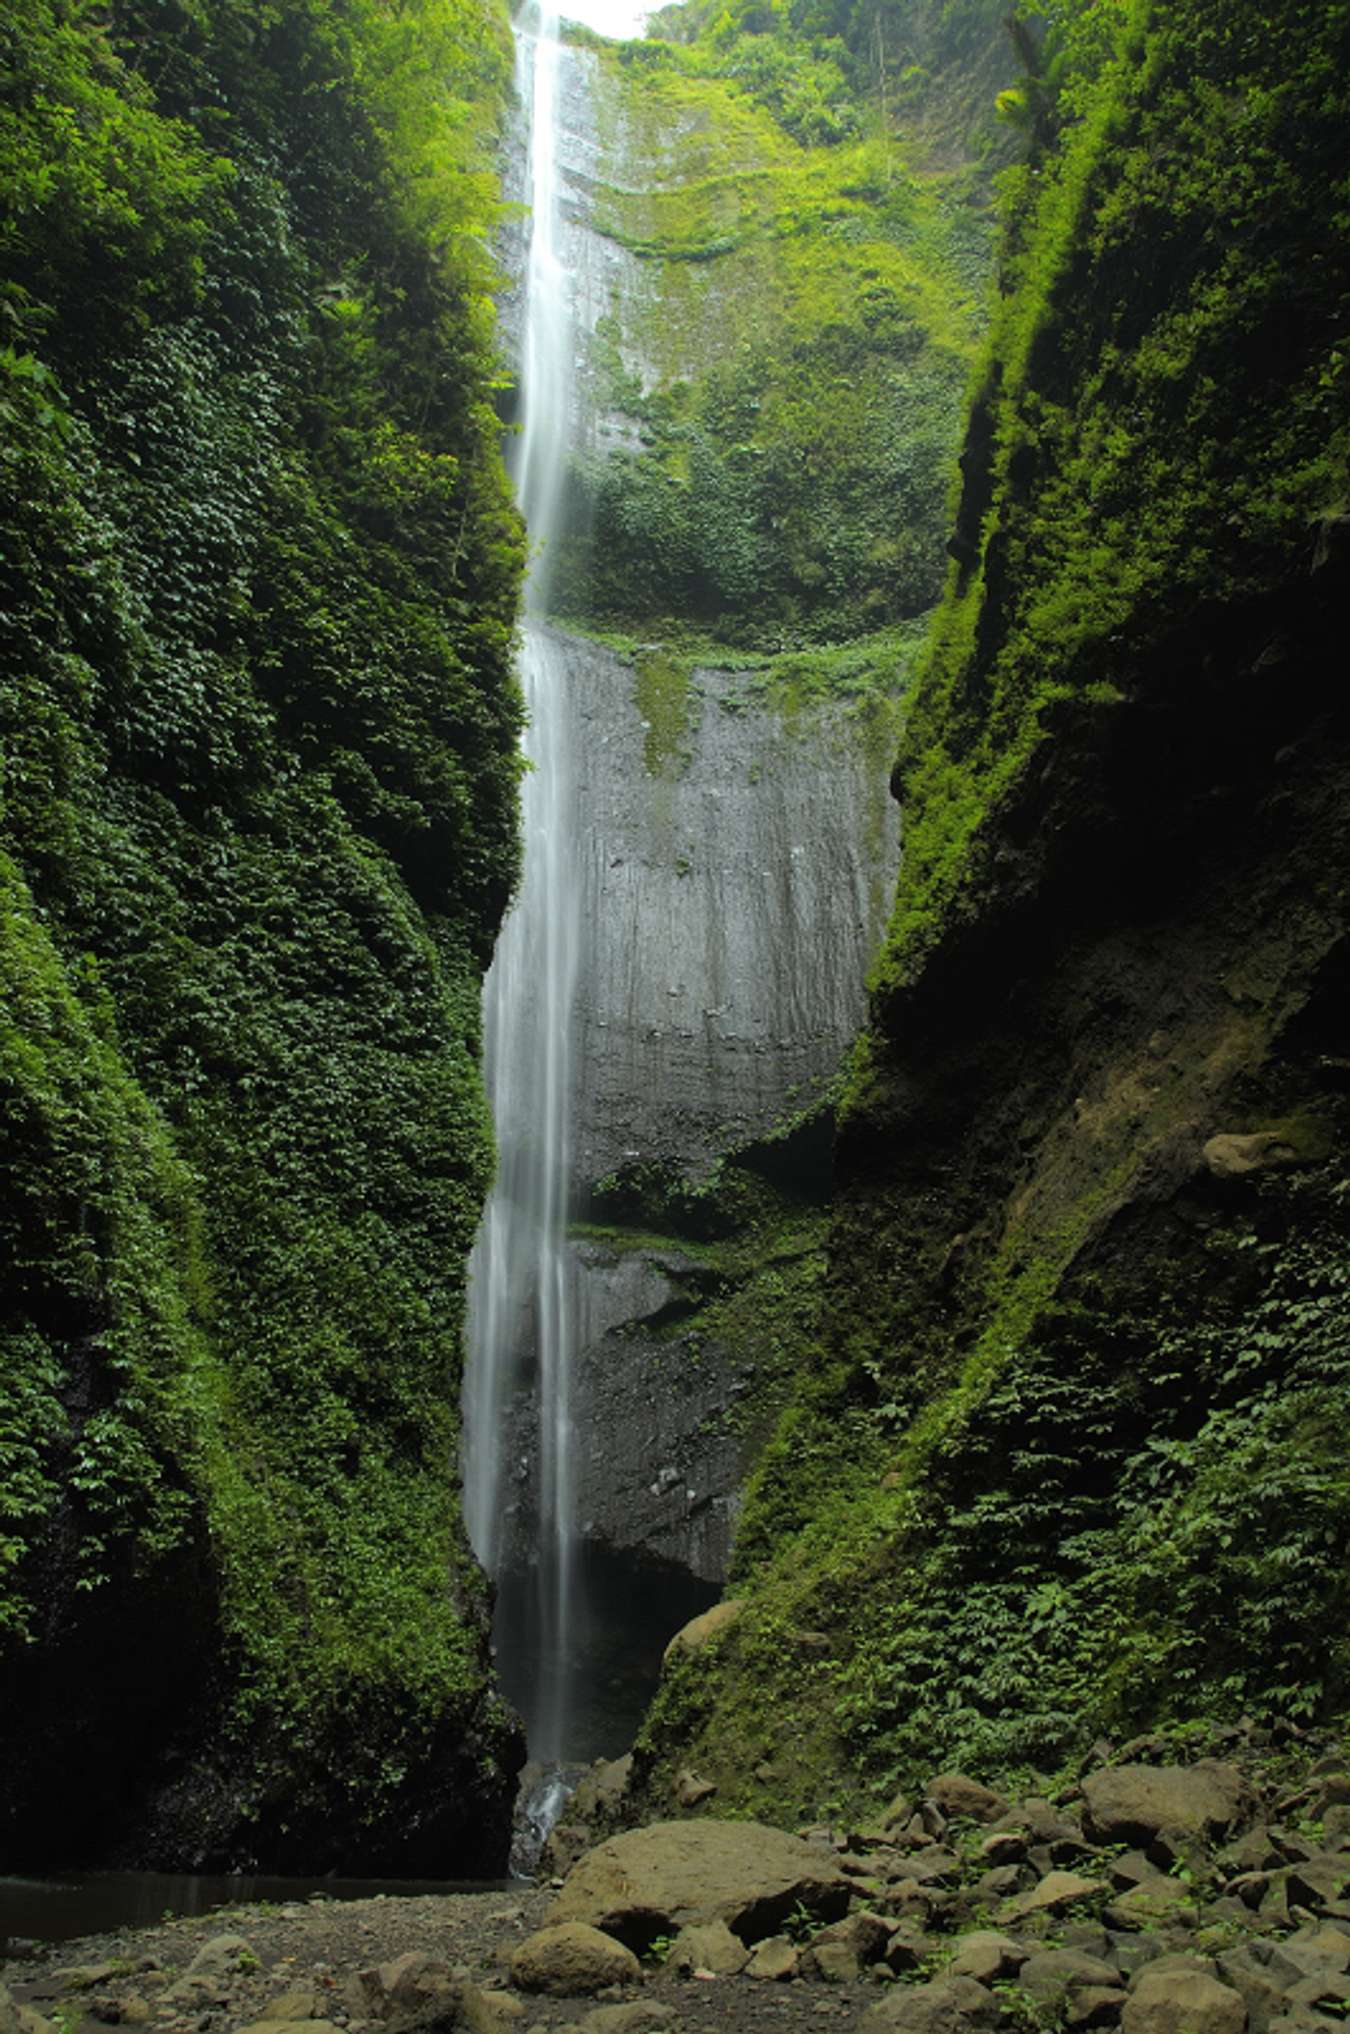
1082, 1766, 1254, 1852
662, 1602, 742, 1666
946, 1933, 1028, 1984
1123, 1967, 1247, 2034
546, 1820, 850, 1950
862, 1977, 1000, 2034
926, 1777, 1009, 1825
510, 1926, 641, 1998
666, 1922, 749, 1978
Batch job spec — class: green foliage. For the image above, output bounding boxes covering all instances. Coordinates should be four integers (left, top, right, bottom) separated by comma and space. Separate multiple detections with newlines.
552, 0, 1006, 646
867, 0, 1350, 1003
0, 0, 524, 1847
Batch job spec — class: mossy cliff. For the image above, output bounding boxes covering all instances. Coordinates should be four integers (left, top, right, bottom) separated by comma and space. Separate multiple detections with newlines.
0, 0, 526, 1867
553, 0, 1012, 649
630, 0, 1350, 1821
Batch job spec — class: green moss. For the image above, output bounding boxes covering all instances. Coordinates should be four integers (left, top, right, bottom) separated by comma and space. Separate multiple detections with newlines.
0, 0, 524, 1856
551, 4, 1007, 646
862, 0, 1350, 1011
634, 648, 694, 777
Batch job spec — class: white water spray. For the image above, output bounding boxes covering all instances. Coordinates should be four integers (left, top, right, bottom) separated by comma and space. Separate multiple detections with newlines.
464, 1, 581, 1765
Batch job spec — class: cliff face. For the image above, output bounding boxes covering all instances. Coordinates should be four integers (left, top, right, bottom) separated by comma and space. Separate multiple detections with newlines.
473, 0, 1019, 1739
0, 0, 525, 1868
630, 0, 1350, 1820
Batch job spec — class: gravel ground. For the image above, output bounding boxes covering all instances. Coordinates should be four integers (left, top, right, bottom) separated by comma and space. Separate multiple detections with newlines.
1, 1886, 875, 2034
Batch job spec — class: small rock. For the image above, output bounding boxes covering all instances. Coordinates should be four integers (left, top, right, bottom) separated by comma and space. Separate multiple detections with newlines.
745, 1937, 798, 1981
878, 1794, 914, 1834
672, 1771, 716, 1810
974, 1868, 1026, 1903
53, 1968, 125, 1993
862, 1977, 999, 2034
662, 1602, 742, 1665
666, 1923, 748, 1979
578, 2008, 677, 2034
263, 1992, 321, 2022
946, 1933, 1028, 1984
1018, 1950, 1122, 2002
510, 1927, 640, 1998
1203, 1132, 1299, 1178
185, 1938, 255, 1980
236, 2023, 342, 2034
1287, 1856, 1350, 1912
808, 1940, 862, 1984
1105, 1883, 1199, 1932
884, 1928, 931, 1976
1065, 1991, 1126, 2029
1285, 1923, 1350, 1970
1284, 1973, 1350, 2014
1003, 1872, 1105, 1923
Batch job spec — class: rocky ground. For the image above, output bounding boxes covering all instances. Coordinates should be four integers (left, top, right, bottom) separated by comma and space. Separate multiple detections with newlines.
5, 1730, 1350, 2034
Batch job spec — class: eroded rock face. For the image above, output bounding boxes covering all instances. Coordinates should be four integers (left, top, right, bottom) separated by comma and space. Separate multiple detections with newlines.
545, 1819, 851, 1950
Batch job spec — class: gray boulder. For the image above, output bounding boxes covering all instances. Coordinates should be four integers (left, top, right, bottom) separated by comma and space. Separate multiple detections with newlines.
547, 1820, 850, 1949
1082, 1766, 1254, 1851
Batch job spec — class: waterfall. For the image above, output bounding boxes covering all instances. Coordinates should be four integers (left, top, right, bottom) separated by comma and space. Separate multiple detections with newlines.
463, 2, 581, 1766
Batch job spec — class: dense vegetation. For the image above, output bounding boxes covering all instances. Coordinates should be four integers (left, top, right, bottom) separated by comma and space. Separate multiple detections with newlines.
631, 0, 1350, 1823
0, 0, 527, 1865
552, 0, 1011, 647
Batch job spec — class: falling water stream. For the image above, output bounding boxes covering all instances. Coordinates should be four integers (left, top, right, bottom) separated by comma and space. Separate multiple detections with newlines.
464, 0, 580, 1769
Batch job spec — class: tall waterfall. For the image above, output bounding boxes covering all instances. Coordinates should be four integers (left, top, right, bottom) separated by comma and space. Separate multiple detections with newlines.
463, 3, 581, 1764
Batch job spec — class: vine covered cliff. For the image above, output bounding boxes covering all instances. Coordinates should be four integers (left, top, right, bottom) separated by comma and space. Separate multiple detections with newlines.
0, 0, 526, 1867
632, 0, 1350, 1819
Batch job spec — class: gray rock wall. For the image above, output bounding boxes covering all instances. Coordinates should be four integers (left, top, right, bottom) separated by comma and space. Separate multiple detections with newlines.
563, 631, 898, 1190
